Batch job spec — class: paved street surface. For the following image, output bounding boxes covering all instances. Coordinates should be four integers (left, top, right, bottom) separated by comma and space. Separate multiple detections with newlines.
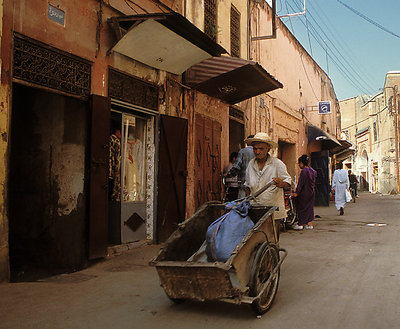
1, 192, 400, 329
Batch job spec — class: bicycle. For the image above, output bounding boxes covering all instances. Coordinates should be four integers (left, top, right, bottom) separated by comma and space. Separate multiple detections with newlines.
281, 188, 297, 230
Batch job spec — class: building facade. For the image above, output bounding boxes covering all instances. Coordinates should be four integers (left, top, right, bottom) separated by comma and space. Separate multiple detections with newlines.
0, 0, 342, 281
340, 72, 400, 194
246, 1, 341, 206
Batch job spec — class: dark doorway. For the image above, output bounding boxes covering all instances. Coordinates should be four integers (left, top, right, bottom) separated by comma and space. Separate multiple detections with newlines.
157, 115, 188, 242
278, 140, 296, 181
9, 84, 88, 280
229, 119, 244, 154
311, 151, 330, 206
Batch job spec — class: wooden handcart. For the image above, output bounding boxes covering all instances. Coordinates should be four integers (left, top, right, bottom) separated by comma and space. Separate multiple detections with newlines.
150, 190, 287, 315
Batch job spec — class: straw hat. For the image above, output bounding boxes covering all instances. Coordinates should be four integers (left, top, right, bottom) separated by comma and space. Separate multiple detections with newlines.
245, 132, 277, 148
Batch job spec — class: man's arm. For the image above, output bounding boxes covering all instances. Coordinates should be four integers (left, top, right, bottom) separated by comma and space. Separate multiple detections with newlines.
273, 159, 292, 188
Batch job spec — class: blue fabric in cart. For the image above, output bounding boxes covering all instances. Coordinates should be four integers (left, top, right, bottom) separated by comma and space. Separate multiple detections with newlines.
205, 200, 254, 262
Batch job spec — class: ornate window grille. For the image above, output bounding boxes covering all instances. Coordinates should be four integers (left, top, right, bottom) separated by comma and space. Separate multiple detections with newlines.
13, 34, 91, 98
230, 5, 241, 58
204, 0, 217, 41
108, 68, 159, 111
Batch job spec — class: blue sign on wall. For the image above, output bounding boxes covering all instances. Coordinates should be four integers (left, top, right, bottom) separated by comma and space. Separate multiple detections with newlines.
48, 4, 65, 26
318, 101, 331, 114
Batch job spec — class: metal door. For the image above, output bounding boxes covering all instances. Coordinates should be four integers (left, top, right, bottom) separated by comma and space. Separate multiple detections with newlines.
89, 95, 110, 259
157, 115, 188, 242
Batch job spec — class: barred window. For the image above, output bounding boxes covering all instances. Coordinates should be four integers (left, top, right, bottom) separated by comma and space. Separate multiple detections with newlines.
204, 0, 217, 41
230, 5, 240, 57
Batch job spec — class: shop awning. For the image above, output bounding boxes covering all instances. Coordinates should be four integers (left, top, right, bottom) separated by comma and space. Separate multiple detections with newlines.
330, 140, 355, 161
108, 12, 227, 75
185, 56, 283, 104
307, 124, 342, 150
329, 140, 353, 155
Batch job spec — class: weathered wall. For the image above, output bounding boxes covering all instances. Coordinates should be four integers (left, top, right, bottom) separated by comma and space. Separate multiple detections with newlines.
249, 1, 339, 180
340, 73, 400, 194
0, 0, 233, 277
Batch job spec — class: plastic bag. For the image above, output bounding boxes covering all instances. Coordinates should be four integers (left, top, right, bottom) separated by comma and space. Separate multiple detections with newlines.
345, 189, 352, 202
205, 200, 254, 262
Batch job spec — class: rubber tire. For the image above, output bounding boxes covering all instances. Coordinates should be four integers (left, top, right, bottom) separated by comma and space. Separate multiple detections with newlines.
249, 242, 280, 315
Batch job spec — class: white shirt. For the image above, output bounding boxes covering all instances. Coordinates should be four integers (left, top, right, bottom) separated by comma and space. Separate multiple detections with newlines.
244, 155, 292, 220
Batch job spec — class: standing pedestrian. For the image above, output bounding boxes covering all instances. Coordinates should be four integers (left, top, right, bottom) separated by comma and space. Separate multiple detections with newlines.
226, 135, 255, 198
332, 162, 349, 215
293, 154, 317, 230
348, 170, 358, 198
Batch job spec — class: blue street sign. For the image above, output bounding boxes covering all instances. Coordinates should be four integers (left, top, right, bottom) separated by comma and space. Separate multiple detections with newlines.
318, 101, 331, 114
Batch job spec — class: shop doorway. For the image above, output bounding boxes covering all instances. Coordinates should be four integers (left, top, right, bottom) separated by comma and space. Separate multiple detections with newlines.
108, 107, 155, 244
9, 84, 88, 280
278, 141, 296, 183
229, 119, 244, 154
311, 151, 330, 206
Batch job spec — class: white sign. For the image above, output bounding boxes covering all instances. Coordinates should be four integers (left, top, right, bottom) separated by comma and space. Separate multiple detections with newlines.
318, 101, 331, 114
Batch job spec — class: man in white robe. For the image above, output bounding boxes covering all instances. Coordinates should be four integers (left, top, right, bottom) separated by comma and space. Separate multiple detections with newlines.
332, 162, 349, 215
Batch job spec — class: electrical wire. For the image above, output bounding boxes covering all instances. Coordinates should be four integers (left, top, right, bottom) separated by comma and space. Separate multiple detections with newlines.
336, 0, 400, 40
284, 0, 374, 95
304, 12, 313, 57
310, 0, 377, 89
286, 0, 374, 94
284, 0, 295, 34
298, 1, 376, 93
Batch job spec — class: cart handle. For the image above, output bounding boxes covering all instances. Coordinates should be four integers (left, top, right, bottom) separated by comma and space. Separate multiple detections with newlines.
229, 181, 275, 204
251, 181, 275, 199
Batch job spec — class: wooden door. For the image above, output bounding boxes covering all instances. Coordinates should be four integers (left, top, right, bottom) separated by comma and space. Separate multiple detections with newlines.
195, 114, 222, 209
157, 115, 188, 242
88, 95, 110, 258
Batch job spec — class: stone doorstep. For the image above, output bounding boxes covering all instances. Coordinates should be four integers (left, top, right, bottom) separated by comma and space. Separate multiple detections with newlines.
107, 239, 151, 257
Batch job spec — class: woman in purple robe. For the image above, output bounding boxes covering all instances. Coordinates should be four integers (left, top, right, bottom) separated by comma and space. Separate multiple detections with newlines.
293, 155, 317, 230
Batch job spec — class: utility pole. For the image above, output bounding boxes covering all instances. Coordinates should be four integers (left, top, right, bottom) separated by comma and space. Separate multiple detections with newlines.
394, 85, 400, 193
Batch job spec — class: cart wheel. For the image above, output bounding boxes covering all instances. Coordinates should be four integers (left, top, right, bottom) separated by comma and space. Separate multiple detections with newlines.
249, 242, 280, 315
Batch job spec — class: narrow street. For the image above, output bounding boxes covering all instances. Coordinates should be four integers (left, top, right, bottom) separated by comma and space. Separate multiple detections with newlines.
1, 192, 400, 329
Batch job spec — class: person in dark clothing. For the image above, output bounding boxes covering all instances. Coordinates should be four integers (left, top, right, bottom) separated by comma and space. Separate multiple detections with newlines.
293, 154, 317, 230
226, 135, 255, 198
348, 170, 358, 198
223, 152, 239, 201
